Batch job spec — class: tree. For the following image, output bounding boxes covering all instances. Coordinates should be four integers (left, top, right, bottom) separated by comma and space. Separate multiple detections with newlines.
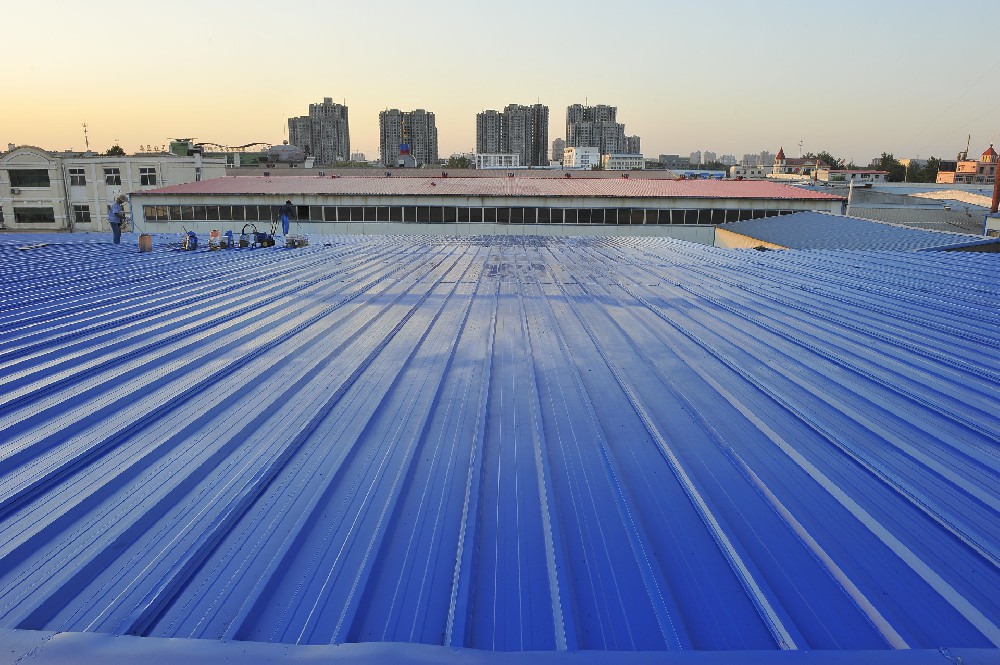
804, 151, 842, 168
907, 156, 941, 183
105, 145, 126, 157
445, 155, 471, 169
871, 152, 905, 182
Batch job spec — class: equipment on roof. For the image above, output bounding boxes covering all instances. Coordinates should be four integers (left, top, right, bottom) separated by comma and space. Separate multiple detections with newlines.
240, 223, 274, 248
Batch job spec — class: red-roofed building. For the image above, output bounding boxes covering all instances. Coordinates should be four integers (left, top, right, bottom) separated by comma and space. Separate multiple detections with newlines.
771, 147, 831, 179
936, 144, 998, 185
132, 175, 845, 243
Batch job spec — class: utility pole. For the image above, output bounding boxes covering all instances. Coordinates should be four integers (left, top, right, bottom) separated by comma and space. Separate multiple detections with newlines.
991, 167, 999, 214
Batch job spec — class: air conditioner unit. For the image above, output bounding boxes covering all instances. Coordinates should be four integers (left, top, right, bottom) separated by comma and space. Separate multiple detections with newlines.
10, 187, 20, 194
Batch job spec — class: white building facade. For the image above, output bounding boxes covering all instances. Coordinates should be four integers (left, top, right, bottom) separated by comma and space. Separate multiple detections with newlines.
815, 169, 889, 184
0, 145, 226, 232
601, 154, 645, 170
475, 154, 521, 169
729, 165, 769, 179
564, 146, 601, 169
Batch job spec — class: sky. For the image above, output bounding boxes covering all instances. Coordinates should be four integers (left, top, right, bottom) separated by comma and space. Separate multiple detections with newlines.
4, 0, 1000, 165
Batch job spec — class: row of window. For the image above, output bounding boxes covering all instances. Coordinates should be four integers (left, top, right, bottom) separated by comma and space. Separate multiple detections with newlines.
12, 207, 56, 224
9, 206, 99, 225
144, 204, 795, 225
8, 167, 157, 188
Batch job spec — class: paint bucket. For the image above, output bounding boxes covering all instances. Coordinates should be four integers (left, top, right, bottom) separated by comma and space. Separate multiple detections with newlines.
138, 234, 152, 253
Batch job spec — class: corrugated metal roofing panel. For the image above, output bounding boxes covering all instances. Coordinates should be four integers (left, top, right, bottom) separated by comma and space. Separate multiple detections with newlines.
136, 176, 846, 201
720, 212, 996, 251
0, 233, 997, 661
850, 207, 987, 235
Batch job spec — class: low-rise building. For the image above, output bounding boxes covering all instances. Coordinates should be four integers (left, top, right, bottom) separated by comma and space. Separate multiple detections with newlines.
729, 165, 769, 180
475, 154, 521, 170
131, 174, 846, 246
936, 144, 998, 184
0, 145, 226, 232
564, 146, 600, 169
601, 154, 644, 170
771, 147, 830, 177
815, 169, 889, 184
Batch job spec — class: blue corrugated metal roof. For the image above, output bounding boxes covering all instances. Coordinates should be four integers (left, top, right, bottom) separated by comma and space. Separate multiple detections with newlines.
718, 212, 997, 251
1, 233, 998, 662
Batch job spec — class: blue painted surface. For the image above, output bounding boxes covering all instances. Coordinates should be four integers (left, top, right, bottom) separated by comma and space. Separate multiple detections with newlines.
719, 212, 998, 251
0, 233, 998, 659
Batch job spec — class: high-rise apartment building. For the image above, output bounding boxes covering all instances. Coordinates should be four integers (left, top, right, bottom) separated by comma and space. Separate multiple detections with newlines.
476, 110, 505, 155
380, 109, 438, 167
475, 104, 549, 167
625, 135, 641, 155
565, 104, 631, 156
504, 104, 549, 167
551, 138, 565, 163
287, 98, 350, 165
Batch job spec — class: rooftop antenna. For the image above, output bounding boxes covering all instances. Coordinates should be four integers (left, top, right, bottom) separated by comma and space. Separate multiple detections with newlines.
82, 123, 89, 151
798, 140, 803, 158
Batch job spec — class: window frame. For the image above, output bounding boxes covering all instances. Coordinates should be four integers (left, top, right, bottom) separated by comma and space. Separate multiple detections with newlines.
139, 166, 157, 186
72, 204, 92, 225
14, 206, 56, 224
9, 169, 51, 188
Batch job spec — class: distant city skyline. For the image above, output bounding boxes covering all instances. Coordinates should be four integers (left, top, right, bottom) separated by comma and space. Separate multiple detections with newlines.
3, 0, 999, 164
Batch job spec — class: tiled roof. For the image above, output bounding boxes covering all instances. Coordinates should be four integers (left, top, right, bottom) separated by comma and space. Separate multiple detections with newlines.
135, 176, 845, 201
719, 212, 997, 251
0, 233, 997, 662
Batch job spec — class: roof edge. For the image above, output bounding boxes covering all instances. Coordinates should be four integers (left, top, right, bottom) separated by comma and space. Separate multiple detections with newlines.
3, 629, 997, 664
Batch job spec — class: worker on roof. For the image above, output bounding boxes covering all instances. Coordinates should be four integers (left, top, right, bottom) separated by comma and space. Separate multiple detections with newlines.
279, 200, 296, 236
108, 194, 127, 245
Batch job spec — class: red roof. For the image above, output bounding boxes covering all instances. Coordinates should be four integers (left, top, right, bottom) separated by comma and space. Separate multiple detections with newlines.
776, 147, 785, 160
135, 176, 845, 201
982, 144, 997, 159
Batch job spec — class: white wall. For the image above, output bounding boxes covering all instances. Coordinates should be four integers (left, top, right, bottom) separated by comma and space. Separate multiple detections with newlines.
0, 146, 226, 231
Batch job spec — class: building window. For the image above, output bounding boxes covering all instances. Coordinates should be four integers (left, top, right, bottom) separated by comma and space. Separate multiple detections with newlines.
73, 205, 92, 225
104, 167, 121, 185
14, 207, 56, 224
143, 205, 168, 222
139, 167, 157, 186
195, 167, 202, 182
69, 168, 87, 186
10, 169, 51, 188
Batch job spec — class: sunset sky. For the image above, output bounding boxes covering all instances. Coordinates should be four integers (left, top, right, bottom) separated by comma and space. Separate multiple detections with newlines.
4, 0, 1000, 164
